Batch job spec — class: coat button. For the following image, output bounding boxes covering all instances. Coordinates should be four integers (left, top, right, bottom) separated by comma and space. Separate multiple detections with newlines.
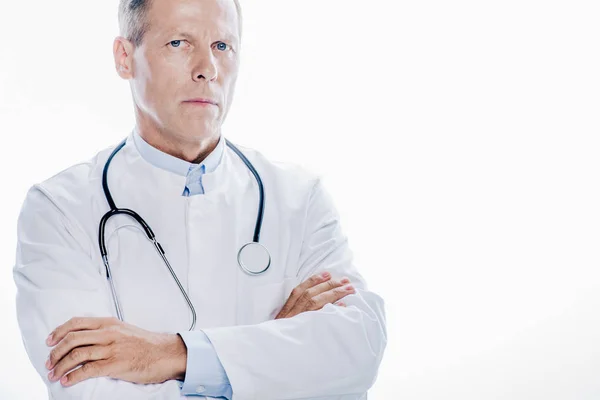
195, 385, 206, 393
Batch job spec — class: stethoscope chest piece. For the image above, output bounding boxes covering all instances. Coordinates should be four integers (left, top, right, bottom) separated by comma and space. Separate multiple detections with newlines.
100, 135, 271, 330
237, 242, 271, 275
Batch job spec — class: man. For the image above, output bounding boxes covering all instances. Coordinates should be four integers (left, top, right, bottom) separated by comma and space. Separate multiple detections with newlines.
13, 0, 387, 398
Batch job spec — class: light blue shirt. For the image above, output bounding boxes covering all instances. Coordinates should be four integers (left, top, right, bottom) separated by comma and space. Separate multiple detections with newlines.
133, 129, 232, 399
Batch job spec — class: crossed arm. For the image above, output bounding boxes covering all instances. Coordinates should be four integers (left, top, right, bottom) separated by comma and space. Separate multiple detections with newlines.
43, 271, 355, 388
14, 181, 387, 399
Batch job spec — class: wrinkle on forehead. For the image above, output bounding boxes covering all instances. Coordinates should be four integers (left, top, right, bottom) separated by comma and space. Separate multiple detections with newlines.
146, 0, 240, 41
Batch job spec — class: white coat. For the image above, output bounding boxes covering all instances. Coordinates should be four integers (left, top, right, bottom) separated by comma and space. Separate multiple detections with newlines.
13, 132, 387, 400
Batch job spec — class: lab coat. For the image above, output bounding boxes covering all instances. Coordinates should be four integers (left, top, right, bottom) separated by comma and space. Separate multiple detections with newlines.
13, 132, 387, 400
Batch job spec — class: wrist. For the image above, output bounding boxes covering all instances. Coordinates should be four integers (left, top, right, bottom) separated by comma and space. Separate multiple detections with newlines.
163, 333, 188, 381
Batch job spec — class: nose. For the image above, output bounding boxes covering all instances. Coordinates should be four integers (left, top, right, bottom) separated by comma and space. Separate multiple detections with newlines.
191, 49, 218, 82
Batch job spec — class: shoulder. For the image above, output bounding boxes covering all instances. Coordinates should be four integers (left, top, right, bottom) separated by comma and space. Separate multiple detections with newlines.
226, 141, 323, 198
20, 143, 117, 220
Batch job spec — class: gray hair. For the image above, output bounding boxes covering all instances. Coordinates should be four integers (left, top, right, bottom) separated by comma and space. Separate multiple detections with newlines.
118, 0, 243, 46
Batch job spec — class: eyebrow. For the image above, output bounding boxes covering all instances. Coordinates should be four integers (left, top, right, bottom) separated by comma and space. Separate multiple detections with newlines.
167, 30, 238, 44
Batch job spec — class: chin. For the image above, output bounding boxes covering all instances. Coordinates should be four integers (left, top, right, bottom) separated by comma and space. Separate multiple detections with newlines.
176, 119, 220, 138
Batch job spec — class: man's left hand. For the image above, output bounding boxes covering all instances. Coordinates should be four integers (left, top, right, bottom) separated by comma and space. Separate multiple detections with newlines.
45, 317, 187, 387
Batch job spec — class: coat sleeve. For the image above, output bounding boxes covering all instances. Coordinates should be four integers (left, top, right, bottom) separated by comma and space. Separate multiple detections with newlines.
13, 186, 187, 400
202, 178, 388, 400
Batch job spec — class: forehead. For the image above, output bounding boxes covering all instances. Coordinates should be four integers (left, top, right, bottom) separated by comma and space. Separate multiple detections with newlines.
146, 0, 239, 39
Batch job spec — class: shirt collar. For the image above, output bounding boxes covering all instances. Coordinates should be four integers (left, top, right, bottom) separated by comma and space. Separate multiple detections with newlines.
132, 128, 225, 177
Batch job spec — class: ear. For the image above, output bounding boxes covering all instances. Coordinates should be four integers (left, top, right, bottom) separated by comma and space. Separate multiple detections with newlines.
113, 36, 134, 79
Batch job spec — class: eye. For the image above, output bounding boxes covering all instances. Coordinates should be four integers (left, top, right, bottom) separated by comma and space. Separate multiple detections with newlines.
215, 42, 229, 51
169, 40, 183, 48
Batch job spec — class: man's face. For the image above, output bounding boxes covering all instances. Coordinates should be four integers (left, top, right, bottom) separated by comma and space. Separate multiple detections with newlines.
127, 0, 240, 140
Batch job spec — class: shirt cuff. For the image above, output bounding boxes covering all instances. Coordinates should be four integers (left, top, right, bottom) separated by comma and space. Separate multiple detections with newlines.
177, 330, 233, 399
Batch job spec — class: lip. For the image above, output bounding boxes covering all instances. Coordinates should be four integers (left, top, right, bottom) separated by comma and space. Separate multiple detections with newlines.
184, 98, 218, 105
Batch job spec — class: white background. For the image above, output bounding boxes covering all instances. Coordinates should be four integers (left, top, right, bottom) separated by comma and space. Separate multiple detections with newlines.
1, 0, 599, 399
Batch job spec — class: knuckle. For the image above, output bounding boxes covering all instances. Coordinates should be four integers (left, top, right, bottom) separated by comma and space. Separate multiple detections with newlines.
290, 287, 301, 297
81, 362, 93, 374
106, 325, 123, 337
299, 290, 312, 302
69, 348, 82, 361
107, 345, 118, 358
105, 327, 121, 341
63, 332, 74, 345
49, 351, 57, 365
305, 298, 318, 310
327, 280, 338, 290
279, 304, 290, 314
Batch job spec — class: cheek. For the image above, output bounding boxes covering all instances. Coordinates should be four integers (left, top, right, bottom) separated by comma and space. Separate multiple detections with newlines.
223, 78, 238, 110
220, 63, 239, 105
139, 70, 183, 115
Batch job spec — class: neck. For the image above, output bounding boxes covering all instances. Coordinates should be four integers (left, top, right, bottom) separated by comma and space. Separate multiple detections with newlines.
134, 111, 221, 165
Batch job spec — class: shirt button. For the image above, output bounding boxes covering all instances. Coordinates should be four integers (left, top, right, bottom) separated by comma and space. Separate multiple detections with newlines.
195, 385, 206, 393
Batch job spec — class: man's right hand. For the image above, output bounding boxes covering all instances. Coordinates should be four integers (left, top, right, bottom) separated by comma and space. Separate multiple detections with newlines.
275, 272, 355, 319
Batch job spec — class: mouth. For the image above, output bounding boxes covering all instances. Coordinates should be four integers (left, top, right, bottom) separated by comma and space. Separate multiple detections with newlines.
183, 98, 218, 106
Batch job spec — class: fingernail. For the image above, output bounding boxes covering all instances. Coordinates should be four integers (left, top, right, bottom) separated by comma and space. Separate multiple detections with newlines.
46, 334, 54, 346
321, 272, 330, 279
340, 278, 350, 284
61, 376, 68, 385
345, 284, 355, 292
48, 371, 54, 380
45, 358, 51, 369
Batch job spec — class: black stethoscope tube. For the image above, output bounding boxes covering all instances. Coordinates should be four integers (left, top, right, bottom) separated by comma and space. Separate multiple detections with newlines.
97, 135, 269, 329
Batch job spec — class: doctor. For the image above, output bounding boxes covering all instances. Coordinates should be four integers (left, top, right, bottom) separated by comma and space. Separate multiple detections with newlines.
13, 0, 387, 398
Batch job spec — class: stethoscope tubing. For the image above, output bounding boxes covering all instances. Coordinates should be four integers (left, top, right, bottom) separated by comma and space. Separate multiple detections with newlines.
98, 135, 268, 331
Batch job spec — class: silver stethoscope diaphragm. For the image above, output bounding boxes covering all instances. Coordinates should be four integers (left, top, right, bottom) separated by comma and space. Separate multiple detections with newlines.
99, 135, 272, 331
237, 242, 271, 275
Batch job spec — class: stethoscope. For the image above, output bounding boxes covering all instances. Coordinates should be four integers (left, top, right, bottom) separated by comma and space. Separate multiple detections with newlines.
98, 136, 271, 331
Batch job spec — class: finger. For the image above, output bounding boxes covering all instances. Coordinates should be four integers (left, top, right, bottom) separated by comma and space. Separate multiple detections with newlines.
60, 359, 114, 387
288, 277, 349, 315
49, 345, 110, 383
308, 284, 355, 311
48, 317, 118, 346
310, 277, 350, 298
48, 330, 114, 370
335, 301, 347, 307
277, 272, 332, 318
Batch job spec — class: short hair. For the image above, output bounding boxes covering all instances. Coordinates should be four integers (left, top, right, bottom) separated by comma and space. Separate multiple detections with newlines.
118, 0, 243, 47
